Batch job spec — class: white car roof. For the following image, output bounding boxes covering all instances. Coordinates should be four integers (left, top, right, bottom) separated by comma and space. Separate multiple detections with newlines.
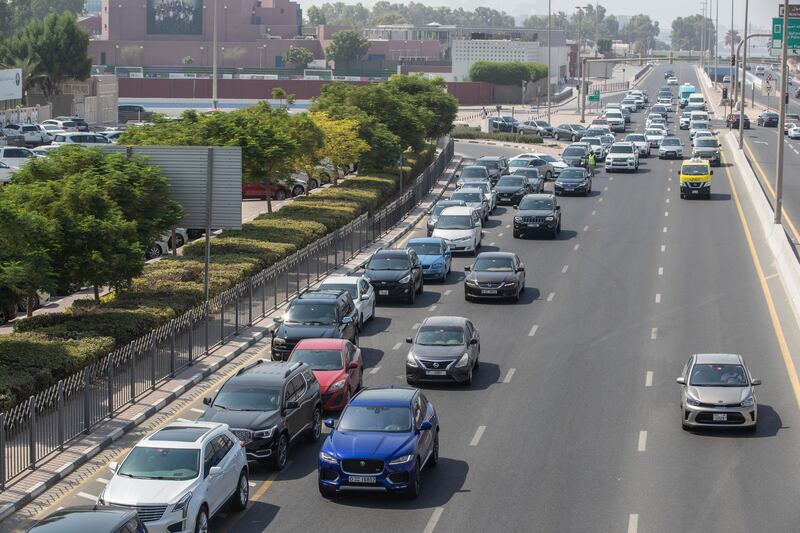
440, 206, 476, 216
139, 421, 227, 449
320, 276, 360, 286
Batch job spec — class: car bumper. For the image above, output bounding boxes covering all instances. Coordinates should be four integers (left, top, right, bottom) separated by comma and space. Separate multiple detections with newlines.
636, 146, 649, 155
321, 390, 349, 410
271, 342, 295, 361
464, 283, 519, 299
496, 193, 526, 205
659, 150, 683, 158
422, 264, 447, 279
108, 507, 192, 533
406, 362, 471, 383
244, 436, 278, 460
680, 183, 711, 196
442, 239, 476, 252
318, 460, 416, 493
682, 403, 757, 428
606, 160, 636, 171
371, 282, 415, 299
694, 154, 721, 166
514, 220, 557, 235
554, 184, 589, 195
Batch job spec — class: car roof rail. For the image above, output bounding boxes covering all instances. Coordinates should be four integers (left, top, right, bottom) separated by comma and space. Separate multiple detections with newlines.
285, 361, 303, 377
237, 358, 266, 376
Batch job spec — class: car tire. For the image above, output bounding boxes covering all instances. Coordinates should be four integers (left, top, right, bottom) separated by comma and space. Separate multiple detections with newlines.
370, 301, 376, 322
746, 423, 757, 433
229, 470, 249, 511
513, 231, 521, 239
145, 244, 163, 260
407, 288, 415, 305
571, 134, 577, 142
306, 407, 322, 443
429, 431, 439, 468
405, 461, 421, 499
309, 179, 319, 190
550, 228, 557, 239
681, 421, 691, 432
463, 366, 473, 386
554, 132, 560, 141
292, 185, 305, 197
274, 189, 287, 201
416, 277, 423, 294
270, 433, 289, 470
194, 506, 209, 533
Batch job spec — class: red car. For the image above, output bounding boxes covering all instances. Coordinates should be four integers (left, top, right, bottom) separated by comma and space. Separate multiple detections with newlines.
242, 182, 293, 201
288, 338, 363, 410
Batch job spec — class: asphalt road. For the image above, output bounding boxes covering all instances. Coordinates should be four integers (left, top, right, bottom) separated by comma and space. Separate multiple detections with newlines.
8, 64, 800, 533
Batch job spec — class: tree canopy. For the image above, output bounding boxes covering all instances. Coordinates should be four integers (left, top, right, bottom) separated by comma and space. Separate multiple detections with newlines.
469, 61, 549, 86
325, 30, 371, 64
306, 2, 513, 28
285, 46, 314, 69
0, 0, 84, 38
670, 15, 717, 52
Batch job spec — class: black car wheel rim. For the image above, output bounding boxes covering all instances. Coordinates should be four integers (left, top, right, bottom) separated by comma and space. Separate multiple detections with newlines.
278, 436, 288, 467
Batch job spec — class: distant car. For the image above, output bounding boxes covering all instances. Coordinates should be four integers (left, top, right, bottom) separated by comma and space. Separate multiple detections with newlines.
365, 248, 424, 304
664, 70, 675, 79
55, 116, 90, 132
464, 252, 526, 302
2, 123, 51, 145
561, 144, 589, 168
553, 123, 586, 142
667, 76, 679, 85
0, 146, 35, 168
789, 123, 800, 139
118, 104, 152, 123
41, 119, 78, 132
318, 276, 376, 329
722, 75, 731, 83
644, 129, 665, 148
289, 338, 363, 411
495, 174, 536, 205
145, 228, 189, 260
489, 117, 514, 132
456, 165, 491, 188
508, 167, 545, 192
426, 199, 466, 236
432, 205, 483, 255
554, 167, 592, 196
659, 136, 684, 159
317, 387, 439, 498
0, 160, 17, 184
757, 112, 779, 127
405, 316, 481, 385
450, 188, 489, 222
677, 353, 760, 431
625, 134, 651, 157
473, 155, 508, 184
27, 506, 146, 533
242, 182, 292, 201
692, 137, 721, 167
406, 237, 452, 282
513, 193, 561, 239
50, 132, 111, 146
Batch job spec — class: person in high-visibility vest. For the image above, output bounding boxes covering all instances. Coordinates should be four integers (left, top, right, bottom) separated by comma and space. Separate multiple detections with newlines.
588, 152, 596, 177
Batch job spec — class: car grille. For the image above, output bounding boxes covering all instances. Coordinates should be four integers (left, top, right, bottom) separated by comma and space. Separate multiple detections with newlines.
697, 402, 742, 408
231, 428, 253, 444
418, 359, 455, 369
695, 412, 746, 424
519, 216, 547, 224
476, 282, 503, 289
685, 182, 706, 189
341, 459, 384, 475
117, 504, 168, 523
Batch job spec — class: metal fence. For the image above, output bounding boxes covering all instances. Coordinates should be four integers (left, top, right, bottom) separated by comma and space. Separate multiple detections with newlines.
0, 139, 455, 490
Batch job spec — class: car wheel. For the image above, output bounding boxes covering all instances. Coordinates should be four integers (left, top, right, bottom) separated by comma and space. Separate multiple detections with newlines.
416, 277, 423, 294
145, 244, 163, 260
550, 228, 557, 239
571, 134, 576, 142
512, 288, 520, 302
194, 506, 209, 533
513, 230, 521, 239
370, 301, 376, 322
430, 431, 439, 467
405, 461, 421, 499
746, 423, 757, 433
463, 366, 473, 386
407, 287, 415, 305
309, 179, 319, 190
274, 189, 287, 201
307, 407, 322, 443
557, 220, 561, 233
292, 185, 305, 197
229, 470, 249, 511
270, 433, 289, 470
681, 421, 691, 431
554, 132, 560, 140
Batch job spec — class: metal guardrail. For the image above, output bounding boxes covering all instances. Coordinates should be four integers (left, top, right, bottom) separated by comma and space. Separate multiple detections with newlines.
0, 139, 455, 490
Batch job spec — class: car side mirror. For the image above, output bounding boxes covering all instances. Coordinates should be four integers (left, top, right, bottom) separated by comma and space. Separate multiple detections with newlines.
513, 205, 518, 210
464, 265, 471, 271
324, 418, 335, 428
273, 316, 283, 324
348, 361, 359, 369
751, 378, 762, 386
710, 170, 714, 175
676, 170, 681, 176
556, 205, 561, 210
517, 266, 525, 272
360, 294, 370, 301
341, 316, 353, 324
406, 337, 413, 343
418, 421, 432, 431
469, 338, 478, 345
209, 466, 223, 477
285, 400, 300, 410
109, 461, 118, 473
676, 377, 686, 385
203, 397, 212, 406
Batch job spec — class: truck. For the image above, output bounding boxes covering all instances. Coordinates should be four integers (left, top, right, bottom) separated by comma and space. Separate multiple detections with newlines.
679, 84, 697, 108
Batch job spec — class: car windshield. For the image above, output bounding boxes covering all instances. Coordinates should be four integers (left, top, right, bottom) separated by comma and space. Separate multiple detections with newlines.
519, 198, 554, 210
452, 192, 482, 203
511, 169, 539, 178
535, 121, 550, 127
471, 183, 491, 193
583, 137, 601, 146
692, 122, 709, 129
290, 349, 343, 371
682, 164, 708, 176
436, 214, 473, 229
368, 256, 410, 271
415, 325, 465, 346
213, 384, 281, 411
610, 145, 632, 153
497, 176, 525, 187
508, 159, 529, 167
662, 138, 681, 146
626, 135, 645, 142
646, 130, 663, 136
695, 139, 718, 147
690, 364, 748, 386
563, 147, 584, 156
318, 283, 356, 298
559, 169, 585, 180
285, 302, 337, 324
475, 161, 499, 169
432, 203, 460, 216
338, 406, 412, 432
408, 242, 442, 255
461, 167, 487, 178
473, 257, 515, 272
118, 447, 199, 480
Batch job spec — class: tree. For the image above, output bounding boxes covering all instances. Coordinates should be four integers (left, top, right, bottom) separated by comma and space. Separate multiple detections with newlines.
1, 0, 84, 38
386, 75, 458, 139
0, 40, 46, 96
0, 12, 91, 97
285, 46, 314, 69
621, 15, 660, 54
597, 38, 613, 54
182, 56, 194, 66
310, 111, 369, 184
725, 29, 741, 47
670, 15, 715, 52
287, 112, 326, 191
306, 5, 327, 25
325, 30, 370, 65
469, 61, 549, 85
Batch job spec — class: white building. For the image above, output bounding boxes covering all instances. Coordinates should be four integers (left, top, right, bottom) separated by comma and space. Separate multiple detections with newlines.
452, 39, 568, 84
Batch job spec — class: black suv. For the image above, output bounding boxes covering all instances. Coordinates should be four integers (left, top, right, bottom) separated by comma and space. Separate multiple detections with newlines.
513, 193, 561, 239
200, 360, 322, 470
271, 289, 359, 360
365, 248, 424, 304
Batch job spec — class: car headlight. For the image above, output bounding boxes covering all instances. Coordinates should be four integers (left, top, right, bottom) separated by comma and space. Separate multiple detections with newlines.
455, 235, 472, 241
253, 425, 277, 440
685, 395, 701, 407
740, 394, 755, 407
328, 380, 346, 392
406, 352, 419, 367
514, 216, 523, 223
272, 337, 285, 345
388, 454, 414, 465
432, 261, 445, 269
465, 278, 479, 287
172, 491, 193, 519
545, 216, 554, 221
454, 351, 471, 368
399, 274, 412, 284
319, 451, 338, 464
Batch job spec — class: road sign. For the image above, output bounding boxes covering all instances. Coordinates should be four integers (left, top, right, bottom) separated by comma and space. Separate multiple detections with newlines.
588, 89, 600, 102
773, 17, 800, 51
779, 4, 800, 17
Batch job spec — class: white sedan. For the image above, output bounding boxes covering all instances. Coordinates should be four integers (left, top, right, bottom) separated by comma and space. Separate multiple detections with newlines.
645, 129, 666, 147
789, 124, 800, 139
667, 76, 679, 85
0, 160, 18, 184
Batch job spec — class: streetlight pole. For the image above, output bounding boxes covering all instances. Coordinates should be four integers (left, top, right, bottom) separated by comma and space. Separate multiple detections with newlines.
714, 0, 719, 88
775, 0, 790, 224
700, 0, 705, 70
738, 0, 749, 147
212, 0, 218, 110
577, 6, 583, 118
730, 0, 736, 102
547, 0, 551, 124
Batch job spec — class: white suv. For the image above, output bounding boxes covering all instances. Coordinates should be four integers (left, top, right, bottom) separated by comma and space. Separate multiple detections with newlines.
603, 110, 626, 133
605, 142, 639, 173
99, 421, 249, 533
432, 205, 483, 255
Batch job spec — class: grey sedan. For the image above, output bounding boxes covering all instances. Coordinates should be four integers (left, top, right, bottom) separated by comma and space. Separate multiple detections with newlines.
406, 316, 480, 385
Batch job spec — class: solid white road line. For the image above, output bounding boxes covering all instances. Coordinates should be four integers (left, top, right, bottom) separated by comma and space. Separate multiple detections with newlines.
470, 425, 486, 446
637, 431, 647, 452
77, 492, 97, 501
428, 304, 438, 312
423, 507, 445, 533
444, 289, 452, 296
663, 227, 668, 233
651, 327, 658, 340
660, 245, 666, 252
547, 292, 555, 302
369, 366, 381, 375
190, 407, 205, 414
628, 513, 639, 533
503, 368, 516, 383
412, 323, 420, 330
392, 342, 402, 351
528, 324, 539, 337
658, 267, 663, 276
562, 265, 569, 273
645, 371, 653, 387
574, 244, 581, 251
655, 293, 662, 304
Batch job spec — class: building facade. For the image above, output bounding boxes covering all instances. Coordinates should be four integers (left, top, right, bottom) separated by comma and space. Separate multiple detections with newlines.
451, 38, 568, 83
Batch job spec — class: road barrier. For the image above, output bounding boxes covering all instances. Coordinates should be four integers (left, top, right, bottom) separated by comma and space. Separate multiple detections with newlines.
0, 139, 455, 490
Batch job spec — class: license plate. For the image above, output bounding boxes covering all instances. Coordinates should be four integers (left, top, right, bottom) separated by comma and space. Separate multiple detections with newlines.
528, 223, 539, 228
348, 476, 376, 483
379, 290, 389, 296
426, 370, 447, 376
481, 289, 498, 295
691, 190, 699, 195
713, 413, 727, 422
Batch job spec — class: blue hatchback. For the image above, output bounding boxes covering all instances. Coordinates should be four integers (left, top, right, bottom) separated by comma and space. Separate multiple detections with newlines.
406, 237, 451, 282
318, 387, 439, 499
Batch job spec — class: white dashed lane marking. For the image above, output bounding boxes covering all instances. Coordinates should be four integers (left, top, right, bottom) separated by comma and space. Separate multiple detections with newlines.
469, 426, 487, 446
645, 371, 653, 387
369, 366, 381, 375
561, 265, 569, 273
528, 325, 539, 337
412, 323, 420, 330
655, 293, 662, 304
658, 267, 663, 276
628, 514, 639, 533
651, 327, 658, 340
637, 431, 648, 452
661, 245, 666, 252
423, 508, 445, 533
547, 292, 555, 302
574, 244, 580, 251
428, 304, 437, 312
502, 368, 516, 383
444, 289, 452, 296
392, 342, 402, 351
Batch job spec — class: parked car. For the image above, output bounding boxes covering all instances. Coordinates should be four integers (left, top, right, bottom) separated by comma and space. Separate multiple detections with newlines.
242, 182, 292, 201
553, 123, 586, 142
406, 237, 452, 282
318, 276, 376, 329
0, 146, 35, 168
365, 247, 424, 304
51, 132, 111, 146
55, 116, 90, 132
757, 112, 779, 127
27, 506, 147, 533
406, 316, 480, 385
118, 104, 152, 124
3, 123, 51, 145
0, 160, 17, 184
98, 421, 249, 532
41, 119, 78, 132
517, 119, 554, 137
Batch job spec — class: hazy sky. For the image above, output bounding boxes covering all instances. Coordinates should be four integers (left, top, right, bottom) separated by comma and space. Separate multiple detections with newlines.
306, 0, 774, 37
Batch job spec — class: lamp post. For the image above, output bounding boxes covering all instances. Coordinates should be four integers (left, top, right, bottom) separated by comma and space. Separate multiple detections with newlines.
212, 0, 218, 110
775, 0, 790, 225
546, 0, 551, 124
738, 0, 749, 148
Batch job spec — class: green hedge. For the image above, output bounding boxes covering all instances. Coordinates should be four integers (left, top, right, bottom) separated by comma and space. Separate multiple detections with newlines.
469, 61, 549, 85
451, 127, 543, 145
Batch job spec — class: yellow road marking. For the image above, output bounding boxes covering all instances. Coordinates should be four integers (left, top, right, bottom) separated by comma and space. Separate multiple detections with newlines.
722, 151, 800, 411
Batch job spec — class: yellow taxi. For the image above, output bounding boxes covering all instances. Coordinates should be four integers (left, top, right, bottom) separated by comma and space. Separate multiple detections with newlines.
678, 158, 713, 199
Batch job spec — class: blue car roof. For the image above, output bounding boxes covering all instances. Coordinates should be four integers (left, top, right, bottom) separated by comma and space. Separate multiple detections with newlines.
350, 387, 416, 406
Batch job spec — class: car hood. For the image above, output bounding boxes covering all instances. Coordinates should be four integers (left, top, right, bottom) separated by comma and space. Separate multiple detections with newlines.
693, 146, 719, 152
105, 476, 197, 506
315, 369, 349, 390
327, 430, 415, 459
550, 161, 568, 169
606, 152, 633, 159
199, 407, 280, 430
366, 269, 411, 283
688, 386, 751, 405
467, 271, 516, 283
495, 185, 527, 193
563, 155, 584, 162
517, 209, 555, 217
275, 323, 339, 339
411, 344, 467, 360
433, 228, 474, 240
418, 254, 445, 266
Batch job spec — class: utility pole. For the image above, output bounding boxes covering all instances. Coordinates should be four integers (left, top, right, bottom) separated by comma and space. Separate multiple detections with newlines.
212, 0, 218, 110
714, 0, 719, 88
738, 0, 749, 147
775, 0, 790, 224
730, 0, 736, 102
547, 0, 552, 124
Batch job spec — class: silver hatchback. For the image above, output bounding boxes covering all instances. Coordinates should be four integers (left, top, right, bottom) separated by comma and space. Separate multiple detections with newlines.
677, 353, 761, 431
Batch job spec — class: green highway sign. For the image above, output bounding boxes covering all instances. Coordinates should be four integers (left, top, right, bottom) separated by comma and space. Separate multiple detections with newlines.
772, 17, 800, 51
587, 89, 600, 102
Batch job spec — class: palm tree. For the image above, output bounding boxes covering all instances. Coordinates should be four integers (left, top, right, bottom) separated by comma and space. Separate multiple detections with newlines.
724, 29, 741, 47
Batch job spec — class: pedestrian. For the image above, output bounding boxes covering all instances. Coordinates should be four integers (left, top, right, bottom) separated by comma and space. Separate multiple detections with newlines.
588, 152, 596, 177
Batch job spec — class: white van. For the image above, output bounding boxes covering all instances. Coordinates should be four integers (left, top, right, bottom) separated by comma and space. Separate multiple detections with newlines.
687, 93, 706, 109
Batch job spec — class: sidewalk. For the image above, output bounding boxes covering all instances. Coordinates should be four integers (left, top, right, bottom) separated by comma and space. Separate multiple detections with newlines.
0, 157, 462, 524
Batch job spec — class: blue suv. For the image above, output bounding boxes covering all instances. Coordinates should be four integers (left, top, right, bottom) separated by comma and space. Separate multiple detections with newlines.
317, 387, 439, 499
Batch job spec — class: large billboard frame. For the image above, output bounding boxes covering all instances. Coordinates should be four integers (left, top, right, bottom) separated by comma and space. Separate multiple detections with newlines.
0, 69, 22, 102
147, 0, 203, 36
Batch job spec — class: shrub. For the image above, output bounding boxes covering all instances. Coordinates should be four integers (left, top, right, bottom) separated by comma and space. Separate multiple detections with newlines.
240, 217, 328, 249
450, 127, 543, 144
182, 238, 296, 270
296, 186, 381, 213
0, 334, 115, 411
469, 61, 549, 85
277, 202, 360, 231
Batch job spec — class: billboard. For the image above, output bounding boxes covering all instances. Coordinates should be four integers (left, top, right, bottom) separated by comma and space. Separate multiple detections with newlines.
0, 69, 22, 102
147, 0, 203, 35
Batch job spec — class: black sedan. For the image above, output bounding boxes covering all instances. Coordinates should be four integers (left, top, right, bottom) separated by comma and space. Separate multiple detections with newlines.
495, 175, 534, 206
513, 193, 561, 239
757, 112, 779, 127
464, 252, 526, 302
553, 123, 586, 142
726, 113, 750, 129
561, 145, 589, 168
554, 167, 592, 196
